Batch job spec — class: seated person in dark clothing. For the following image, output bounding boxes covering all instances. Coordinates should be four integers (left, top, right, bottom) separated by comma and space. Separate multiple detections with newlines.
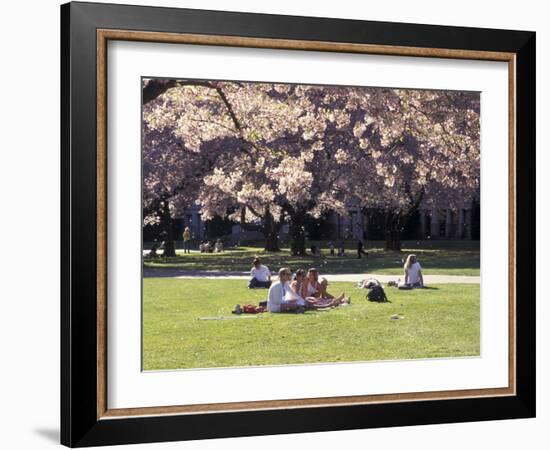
147, 243, 159, 258
338, 241, 346, 256
357, 240, 368, 259
248, 258, 272, 288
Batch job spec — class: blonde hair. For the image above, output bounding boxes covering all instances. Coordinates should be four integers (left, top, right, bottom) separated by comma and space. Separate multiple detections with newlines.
404, 254, 417, 269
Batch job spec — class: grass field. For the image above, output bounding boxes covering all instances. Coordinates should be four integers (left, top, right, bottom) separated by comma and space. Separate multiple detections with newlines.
144, 240, 480, 276
143, 278, 480, 370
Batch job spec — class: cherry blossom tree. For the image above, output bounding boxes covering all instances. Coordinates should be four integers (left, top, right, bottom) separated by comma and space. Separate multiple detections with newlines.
142, 78, 480, 254
142, 123, 207, 256
142, 80, 248, 255
342, 88, 480, 250
144, 81, 352, 254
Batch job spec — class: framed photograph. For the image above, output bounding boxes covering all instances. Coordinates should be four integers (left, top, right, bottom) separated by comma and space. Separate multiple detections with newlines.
61, 1, 536, 447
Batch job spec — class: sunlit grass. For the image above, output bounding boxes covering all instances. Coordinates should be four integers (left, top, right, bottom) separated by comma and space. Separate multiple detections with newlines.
143, 278, 480, 370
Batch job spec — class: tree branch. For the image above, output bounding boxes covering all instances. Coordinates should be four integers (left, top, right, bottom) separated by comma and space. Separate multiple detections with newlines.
142, 79, 177, 104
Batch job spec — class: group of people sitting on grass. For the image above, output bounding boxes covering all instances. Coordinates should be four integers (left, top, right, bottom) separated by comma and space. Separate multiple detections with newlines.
199, 239, 224, 253
240, 252, 424, 314
246, 257, 350, 313
268, 267, 350, 313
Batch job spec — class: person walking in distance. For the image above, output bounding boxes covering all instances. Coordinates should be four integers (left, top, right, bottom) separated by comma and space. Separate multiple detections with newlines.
182, 227, 191, 254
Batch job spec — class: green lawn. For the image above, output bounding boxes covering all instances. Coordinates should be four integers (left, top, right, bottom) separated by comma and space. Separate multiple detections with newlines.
144, 240, 480, 276
143, 278, 480, 370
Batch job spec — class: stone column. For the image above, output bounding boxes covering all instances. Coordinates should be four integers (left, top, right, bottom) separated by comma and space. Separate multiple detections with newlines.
351, 211, 363, 239
445, 209, 453, 238
419, 209, 427, 239
456, 209, 465, 239
465, 209, 472, 239
195, 211, 202, 240
430, 209, 439, 238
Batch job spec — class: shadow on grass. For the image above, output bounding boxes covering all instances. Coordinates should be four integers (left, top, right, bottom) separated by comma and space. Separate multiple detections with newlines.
143, 241, 480, 276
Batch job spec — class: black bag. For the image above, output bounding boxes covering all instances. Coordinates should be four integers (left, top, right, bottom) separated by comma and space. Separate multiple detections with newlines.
367, 284, 388, 302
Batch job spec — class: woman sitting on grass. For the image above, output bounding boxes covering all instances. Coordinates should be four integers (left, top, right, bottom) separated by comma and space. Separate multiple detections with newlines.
286, 269, 329, 309
301, 267, 320, 299
288, 269, 306, 302
300, 268, 348, 308
402, 254, 424, 288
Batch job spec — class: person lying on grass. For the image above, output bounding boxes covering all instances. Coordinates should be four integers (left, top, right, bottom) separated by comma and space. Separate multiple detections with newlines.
299, 268, 349, 309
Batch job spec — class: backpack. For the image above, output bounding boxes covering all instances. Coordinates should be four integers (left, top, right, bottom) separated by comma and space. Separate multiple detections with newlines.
367, 283, 388, 302
242, 304, 266, 314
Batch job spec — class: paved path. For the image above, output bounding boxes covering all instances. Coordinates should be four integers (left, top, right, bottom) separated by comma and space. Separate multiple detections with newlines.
143, 269, 479, 284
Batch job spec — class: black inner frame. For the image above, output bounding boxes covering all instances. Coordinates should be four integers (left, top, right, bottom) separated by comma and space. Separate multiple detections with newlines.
61, 1, 536, 447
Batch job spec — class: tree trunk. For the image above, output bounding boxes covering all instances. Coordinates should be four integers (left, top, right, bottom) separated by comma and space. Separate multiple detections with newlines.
161, 200, 176, 257
265, 229, 280, 252
288, 209, 307, 256
263, 208, 281, 252
385, 229, 402, 251
384, 212, 403, 252
382, 187, 424, 252
239, 206, 281, 252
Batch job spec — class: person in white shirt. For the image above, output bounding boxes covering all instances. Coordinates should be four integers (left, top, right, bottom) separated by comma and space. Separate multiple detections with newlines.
267, 268, 298, 312
248, 258, 272, 289
403, 254, 424, 287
